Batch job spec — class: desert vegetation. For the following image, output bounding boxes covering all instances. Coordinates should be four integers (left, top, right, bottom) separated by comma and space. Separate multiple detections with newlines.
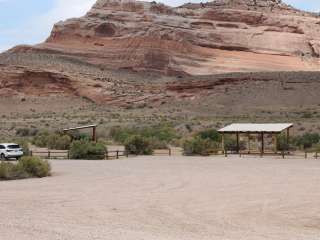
0, 156, 51, 181
109, 124, 179, 151
69, 140, 107, 160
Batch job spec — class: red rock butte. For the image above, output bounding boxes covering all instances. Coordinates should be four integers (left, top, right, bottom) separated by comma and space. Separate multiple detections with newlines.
5, 0, 320, 75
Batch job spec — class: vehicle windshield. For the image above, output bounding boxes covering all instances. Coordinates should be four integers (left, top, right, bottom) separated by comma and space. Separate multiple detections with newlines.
7, 145, 20, 149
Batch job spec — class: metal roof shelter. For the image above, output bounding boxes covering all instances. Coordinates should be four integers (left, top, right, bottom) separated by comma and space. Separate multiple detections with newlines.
218, 123, 293, 155
63, 124, 98, 142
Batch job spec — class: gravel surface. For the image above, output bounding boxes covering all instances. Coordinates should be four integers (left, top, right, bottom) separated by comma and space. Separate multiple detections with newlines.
1, 156, 320, 240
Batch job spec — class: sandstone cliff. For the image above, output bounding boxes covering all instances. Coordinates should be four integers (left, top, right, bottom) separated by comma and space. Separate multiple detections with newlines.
3, 0, 320, 75
0, 0, 320, 108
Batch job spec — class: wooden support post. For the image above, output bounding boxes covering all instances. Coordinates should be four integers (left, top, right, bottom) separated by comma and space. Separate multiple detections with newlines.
247, 133, 251, 154
315, 152, 318, 159
92, 127, 97, 142
67, 151, 70, 160
286, 128, 290, 150
48, 151, 51, 159
274, 134, 278, 153
305, 151, 307, 159
169, 148, 172, 156
105, 150, 108, 160
236, 132, 240, 154
261, 132, 264, 157
116, 150, 119, 159
221, 133, 225, 155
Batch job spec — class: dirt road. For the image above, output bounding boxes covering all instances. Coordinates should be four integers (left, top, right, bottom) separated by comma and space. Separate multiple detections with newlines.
1, 156, 320, 240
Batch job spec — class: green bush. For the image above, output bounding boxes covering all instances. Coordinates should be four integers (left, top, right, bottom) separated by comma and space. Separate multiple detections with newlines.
293, 133, 320, 150
0, 161, 28, 180
183, 137, 220, 156
32, 131, 50, 148
18, 156, 51, 178
69, 140, 107, 160
0, 156, 51, 180
46, 134, 72, 150
125, 135, 153, 155
196, 129, 221, 142
33, 131, 71, 150
109, 125, 178, 145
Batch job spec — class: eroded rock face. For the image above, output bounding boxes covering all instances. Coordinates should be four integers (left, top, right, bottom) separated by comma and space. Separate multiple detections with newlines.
5, 0, 320, 76
1, 0, 320, 106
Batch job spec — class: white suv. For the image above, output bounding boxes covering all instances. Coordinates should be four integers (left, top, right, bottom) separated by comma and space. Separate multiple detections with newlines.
0, 143, 24, 160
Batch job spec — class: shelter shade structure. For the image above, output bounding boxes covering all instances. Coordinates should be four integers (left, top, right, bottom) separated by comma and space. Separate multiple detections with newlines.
218, 123, 293, 155
63, 125, 98, 142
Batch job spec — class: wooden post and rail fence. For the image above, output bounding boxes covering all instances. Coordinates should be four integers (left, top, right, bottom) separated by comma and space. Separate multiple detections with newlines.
29, 148, 172, 160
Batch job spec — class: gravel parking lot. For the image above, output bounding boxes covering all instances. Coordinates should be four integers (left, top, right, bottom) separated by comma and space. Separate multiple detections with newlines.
1, 156, 320, 240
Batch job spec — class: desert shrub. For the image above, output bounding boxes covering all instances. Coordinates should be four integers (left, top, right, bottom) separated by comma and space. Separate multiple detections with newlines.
16, 127, 38, 137
0, 157, 51, 180
69, 140, 106, 160
109, 125, 178, 146
33, 131, 71, 150
183, 137, 220, 156
125, 135, 153, 155
0, 161, 28, 180
196, 129, 221, 142
32, 131, 50, 147
293, 133, 320, 150
46, 134, 72, 150
18, 156, 51, 178
109, 127, 137, 143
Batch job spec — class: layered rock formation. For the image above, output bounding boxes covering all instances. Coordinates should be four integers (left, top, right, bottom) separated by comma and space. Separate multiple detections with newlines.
0, 0, 320, 106
3, 0, 320, 76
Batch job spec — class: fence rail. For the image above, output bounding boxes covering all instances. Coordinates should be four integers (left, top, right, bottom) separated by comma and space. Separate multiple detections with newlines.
30, 149, 319, 159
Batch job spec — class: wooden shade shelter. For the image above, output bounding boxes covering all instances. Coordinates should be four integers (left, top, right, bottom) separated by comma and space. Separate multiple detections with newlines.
63, 124, 98, 142
218, 123, 293, 155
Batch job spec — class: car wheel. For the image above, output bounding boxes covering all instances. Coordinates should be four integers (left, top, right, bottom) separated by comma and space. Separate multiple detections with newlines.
0, 153, 6, 160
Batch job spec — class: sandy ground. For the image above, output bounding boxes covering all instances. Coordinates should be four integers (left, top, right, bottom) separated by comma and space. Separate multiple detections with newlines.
1, 156, 320, 240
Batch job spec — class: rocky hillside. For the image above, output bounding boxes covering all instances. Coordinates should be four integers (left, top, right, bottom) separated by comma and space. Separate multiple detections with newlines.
0, 0, 319, 110
2, 0, 320, 75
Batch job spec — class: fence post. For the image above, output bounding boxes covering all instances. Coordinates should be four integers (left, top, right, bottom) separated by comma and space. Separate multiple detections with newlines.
105, 150, 108, 160
316, 152, 318, 159
30, 150, 33, 157
224, 150, 227, 157
169, 148, 172, 156
305, 152, 307, 159
48, 151, 51, 159
282, 151, 285, 159
67, 151, 70, 160
116, 151, 119, 159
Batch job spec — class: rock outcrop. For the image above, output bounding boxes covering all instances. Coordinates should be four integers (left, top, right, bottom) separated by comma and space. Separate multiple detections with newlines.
3, 0, 320, 76
1, 0, 320, 106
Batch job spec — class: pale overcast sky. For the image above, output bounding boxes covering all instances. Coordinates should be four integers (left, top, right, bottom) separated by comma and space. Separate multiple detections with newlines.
0, 0, 319, 52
